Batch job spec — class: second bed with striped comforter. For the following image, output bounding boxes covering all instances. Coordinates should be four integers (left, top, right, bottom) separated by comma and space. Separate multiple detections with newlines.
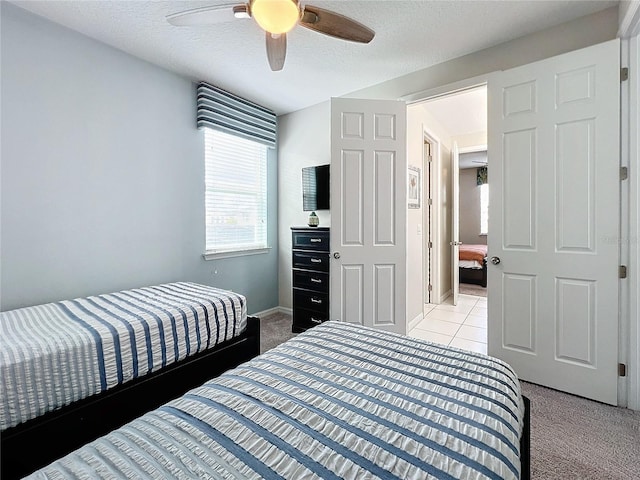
26, 321, 526, 480
0, 282, 247, 432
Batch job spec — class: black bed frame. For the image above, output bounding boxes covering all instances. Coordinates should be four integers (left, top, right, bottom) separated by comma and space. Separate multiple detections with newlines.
0, 316, 261, 480
459, 257, 488, 288
521, 395, 531, 479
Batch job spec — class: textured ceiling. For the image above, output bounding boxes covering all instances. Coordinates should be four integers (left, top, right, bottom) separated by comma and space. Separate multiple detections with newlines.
9, 0, 617, 115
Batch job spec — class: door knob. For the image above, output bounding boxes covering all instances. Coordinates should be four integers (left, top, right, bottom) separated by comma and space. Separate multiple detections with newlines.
449, 241, 463, 246
333, 252, 341, 259
491, 256, 501, 265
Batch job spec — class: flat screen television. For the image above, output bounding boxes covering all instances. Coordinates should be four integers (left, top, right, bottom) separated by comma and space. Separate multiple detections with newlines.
302, 164, 330, 211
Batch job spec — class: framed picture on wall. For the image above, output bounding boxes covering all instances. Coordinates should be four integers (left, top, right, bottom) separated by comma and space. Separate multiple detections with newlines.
408, 166, 420, 209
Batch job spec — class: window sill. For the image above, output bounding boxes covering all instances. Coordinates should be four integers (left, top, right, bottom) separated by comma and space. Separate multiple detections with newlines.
203, 247, 271, 261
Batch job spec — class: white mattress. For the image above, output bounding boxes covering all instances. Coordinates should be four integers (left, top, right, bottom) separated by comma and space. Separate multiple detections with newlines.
26, 321, 526, 480
0, 282, 247, 431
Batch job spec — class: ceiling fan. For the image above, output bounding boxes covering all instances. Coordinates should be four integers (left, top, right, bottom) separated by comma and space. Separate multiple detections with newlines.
166, 0, 375, 71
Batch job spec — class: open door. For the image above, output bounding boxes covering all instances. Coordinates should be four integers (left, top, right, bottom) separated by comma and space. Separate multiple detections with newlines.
330, 98, 407, 334
451, 141, 460, 305
488, 39, 620, 405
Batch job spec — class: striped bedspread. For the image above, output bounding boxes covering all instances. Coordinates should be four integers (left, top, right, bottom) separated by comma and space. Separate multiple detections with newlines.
27, 321, 525, 480
0, 282, 247, 431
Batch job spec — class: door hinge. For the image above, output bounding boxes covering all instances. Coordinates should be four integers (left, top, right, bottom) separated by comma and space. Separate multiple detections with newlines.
619, 265, 627, 279
428, 198, 433, 206
427, 284, 433, 292
621, 67, 629, 82
428, 241, 433, 249
621, 166, 628, 180
427, 155, 433, 163
619, 363, 627, 377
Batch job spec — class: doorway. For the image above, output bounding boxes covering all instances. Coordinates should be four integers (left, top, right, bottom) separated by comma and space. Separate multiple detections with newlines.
423, 137, 434, 305
407, 85, 489, 354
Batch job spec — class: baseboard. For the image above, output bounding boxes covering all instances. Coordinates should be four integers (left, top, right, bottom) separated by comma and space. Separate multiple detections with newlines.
440, 289, 452, 304
250, 306, 292, 318
408, 312, 424, 332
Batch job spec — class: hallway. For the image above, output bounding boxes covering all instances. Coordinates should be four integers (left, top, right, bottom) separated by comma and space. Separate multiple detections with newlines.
408, 294, 487, 354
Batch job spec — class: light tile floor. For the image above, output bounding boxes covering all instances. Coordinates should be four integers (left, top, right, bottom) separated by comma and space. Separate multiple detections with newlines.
409, 294, 488, 354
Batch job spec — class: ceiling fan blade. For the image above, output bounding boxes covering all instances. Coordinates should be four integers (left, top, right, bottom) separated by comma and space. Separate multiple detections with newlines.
299, 5, 375, 44
266, 33, 287, 71
166, 3, 249, 26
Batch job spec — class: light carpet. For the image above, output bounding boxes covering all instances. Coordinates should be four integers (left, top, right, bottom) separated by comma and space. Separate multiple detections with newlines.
520, 381, 639, 480
259, 312, 297, 354
259, 312, 640, 479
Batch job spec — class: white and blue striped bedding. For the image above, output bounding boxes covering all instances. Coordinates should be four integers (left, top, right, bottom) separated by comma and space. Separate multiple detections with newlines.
26, 321, 525, 480
0, 282, 247, 431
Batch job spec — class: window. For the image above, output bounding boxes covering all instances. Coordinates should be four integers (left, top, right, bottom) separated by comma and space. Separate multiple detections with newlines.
480, 183, 489, 235
204, 128, 268, 257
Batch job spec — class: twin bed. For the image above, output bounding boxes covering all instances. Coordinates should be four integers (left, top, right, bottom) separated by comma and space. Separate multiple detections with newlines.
1, 282, 260, 478
459, 244, 488, 288
1, 283, 530, 480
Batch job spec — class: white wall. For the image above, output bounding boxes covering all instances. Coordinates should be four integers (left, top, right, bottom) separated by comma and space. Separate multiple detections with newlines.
406, 106, 426, 325
406, 104, 452, 323
277, 101, 331, 309
0, 3, 279, 313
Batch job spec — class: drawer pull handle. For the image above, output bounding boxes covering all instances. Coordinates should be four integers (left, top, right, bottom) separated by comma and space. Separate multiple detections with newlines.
310, 317, 322, 324
310, 278, 322, 283
310, 258, 322, 263
310, 298, 323, 304
310, 238, 322, 243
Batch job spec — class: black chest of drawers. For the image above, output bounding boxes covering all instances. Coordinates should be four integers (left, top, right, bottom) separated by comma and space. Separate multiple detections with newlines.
291, 227, 330, 333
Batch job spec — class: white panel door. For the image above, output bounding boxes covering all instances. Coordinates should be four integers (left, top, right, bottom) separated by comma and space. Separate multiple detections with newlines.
451, 142, 460, 305
330, 98, 407, 334
488, 39, 620, 405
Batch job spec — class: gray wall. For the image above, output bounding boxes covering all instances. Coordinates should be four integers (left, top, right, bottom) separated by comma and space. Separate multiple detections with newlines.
0, 3, 278, 313
459, 168, 487, 246
277, 101, 331, 309
345, 7, 618, 102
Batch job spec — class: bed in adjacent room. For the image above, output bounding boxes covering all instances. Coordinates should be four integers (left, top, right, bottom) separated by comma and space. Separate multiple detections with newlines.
0, 282, 261, 479
22, 321, 531, 480
459, 243, 488, 288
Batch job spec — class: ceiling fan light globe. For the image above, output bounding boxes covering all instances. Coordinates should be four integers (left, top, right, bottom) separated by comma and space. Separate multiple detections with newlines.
252, 0, 299, 34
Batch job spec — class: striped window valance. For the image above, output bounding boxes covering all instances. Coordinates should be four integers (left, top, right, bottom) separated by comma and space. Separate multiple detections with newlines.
197, 82, 277, 148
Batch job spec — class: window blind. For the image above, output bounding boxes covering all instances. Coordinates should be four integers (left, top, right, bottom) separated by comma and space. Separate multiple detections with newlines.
197, 82, 277, 148
205, 129, 268, 253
